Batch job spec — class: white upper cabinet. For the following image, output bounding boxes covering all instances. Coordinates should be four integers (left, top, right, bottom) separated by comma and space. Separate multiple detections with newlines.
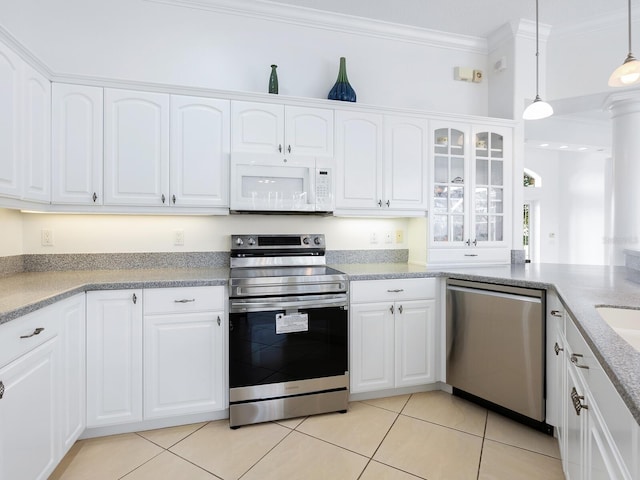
22, 64, 51, 203
231, 101, 333, 157
170, 96, 230, 207
335, 110, 383, 210
383, 115, 429, 211
104, 89, 170, 206
0, 43, 22, 199
52, 83, 103, 205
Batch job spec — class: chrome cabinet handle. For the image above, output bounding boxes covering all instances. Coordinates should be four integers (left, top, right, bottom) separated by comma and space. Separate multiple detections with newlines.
386, 200, 390, 207
472, 239, 478, 246
217, 316, 221, 326
287, 145, 291, 153
387, 289, 404, 293
378, 200, 382, 207
278, 144, 282, 153
132, 293, 137, 304
570, 353, 589, 369
554, 342, 564, 356
466, 239, 471, 246
464, 254, 479, 257
390, 305, 394, 314
161, 194, 166, 204
0, 380, 4, 399
551, 310, 563, 317
20, 327, 44, 339
571, 387, 588, 415
398, 305, 403, 314
172, 194, 176, 204
92, 192, 98, 202
174, 299, 196, 303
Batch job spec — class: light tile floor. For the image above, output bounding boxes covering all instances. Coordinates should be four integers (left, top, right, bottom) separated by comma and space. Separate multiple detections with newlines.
50, 391, 565, 480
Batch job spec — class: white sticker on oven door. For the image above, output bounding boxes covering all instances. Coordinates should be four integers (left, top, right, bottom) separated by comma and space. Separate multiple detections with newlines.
276, 313, 309, 334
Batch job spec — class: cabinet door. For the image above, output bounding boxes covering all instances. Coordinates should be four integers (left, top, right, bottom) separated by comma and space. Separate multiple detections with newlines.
384, 115, 429, 211
58, 294, 86, 454
231, 101, 284, 154
284, 106, 333, 157
170, 96, 229, 207
86, 290, 143, 427
52, 83, 103, 205
104, 89, 170, 205
144, 311, 225, 418
587, 401, 632, 480
0, 337, 59, 480
22, 64, 51, 203
0, 43, 22, 199
395, 299, 436, 387
350, 302, 394, 393
335, 110, 383, 210
471, 126, 511, 246
430, 123, 469, 246
565, 365, 586, 480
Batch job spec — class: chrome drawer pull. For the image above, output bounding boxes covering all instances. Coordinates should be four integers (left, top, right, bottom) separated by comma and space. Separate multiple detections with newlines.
554, 342, 564, 356
174, 299, 196, 303
551, 310, 563, 317
571, 387, 588, 415
0, 381, 4, 399
387, 289, 404, 293
20, 327, 44, 339
464, 254, 479, 257
570, 353, 589, 369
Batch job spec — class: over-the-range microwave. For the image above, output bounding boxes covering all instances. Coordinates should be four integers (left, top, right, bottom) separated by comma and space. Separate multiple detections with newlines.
229, 153, 334, 213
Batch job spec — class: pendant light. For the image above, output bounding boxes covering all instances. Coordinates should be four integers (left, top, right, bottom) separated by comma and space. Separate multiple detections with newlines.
608, 0, 640, 87
523, 0, 553, 120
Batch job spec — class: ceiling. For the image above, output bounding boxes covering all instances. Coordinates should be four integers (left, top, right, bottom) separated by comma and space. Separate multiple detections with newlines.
266, 0, 635, 38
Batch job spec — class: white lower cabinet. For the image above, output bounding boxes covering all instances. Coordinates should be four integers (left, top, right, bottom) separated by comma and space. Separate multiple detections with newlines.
86, 289, 143, 427
557, 311, 638, 480
350, 278, 437, 394
0, 295, 85, 480
143, 287, 226, 418
86, 287, 226, 428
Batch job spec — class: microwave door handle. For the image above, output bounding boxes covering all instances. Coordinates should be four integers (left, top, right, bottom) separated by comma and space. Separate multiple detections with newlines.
308, 167, 316, 207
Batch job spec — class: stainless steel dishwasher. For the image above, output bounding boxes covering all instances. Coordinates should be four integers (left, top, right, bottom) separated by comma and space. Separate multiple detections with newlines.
446, 279, 548, 431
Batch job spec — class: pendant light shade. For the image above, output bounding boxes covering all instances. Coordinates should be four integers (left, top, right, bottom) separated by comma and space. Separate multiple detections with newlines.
523, 0, 553, 120
609, 0, 640, 87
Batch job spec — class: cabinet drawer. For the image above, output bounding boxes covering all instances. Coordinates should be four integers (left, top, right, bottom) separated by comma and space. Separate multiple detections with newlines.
0, 305, 59, 368
428, 248, 510, 265
144, 286, 224, 314
351, 278, 436, 303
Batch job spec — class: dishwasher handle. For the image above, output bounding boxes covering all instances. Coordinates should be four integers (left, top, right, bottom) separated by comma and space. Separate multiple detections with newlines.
446, 285, 542, 304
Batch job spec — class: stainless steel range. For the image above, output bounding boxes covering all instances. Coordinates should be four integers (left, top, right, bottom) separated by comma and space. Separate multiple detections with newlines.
228, 234, 349, 428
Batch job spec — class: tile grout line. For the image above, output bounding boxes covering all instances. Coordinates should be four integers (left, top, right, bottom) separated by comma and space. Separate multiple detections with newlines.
236, 423, 298, 479
476, 410, 489, 480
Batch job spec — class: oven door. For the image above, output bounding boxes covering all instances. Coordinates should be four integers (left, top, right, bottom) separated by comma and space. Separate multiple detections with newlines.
229, 295, 348, 399
230, 154, 316, 212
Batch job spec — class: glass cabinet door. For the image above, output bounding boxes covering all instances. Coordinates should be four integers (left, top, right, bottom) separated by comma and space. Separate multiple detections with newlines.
432, 127, 466, 244
473, 131, 504, 243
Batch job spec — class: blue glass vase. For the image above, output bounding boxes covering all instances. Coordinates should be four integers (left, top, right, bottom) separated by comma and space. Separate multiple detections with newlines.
328, 57, 356, 102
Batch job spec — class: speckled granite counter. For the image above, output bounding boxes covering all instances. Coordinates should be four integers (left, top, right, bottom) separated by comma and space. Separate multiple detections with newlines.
332, 262, 640, 425
0, 267, 229, 324
1, 262, 639, 425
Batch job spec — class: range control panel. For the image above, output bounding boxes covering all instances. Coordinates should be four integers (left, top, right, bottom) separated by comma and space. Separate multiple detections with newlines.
230, 234, 325, 251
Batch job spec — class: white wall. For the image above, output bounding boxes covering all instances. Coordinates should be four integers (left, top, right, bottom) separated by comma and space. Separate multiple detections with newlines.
18, 213, 409, 254
0, 0, 489, 115
0, 208, 23, 256
525, 148, 607, 265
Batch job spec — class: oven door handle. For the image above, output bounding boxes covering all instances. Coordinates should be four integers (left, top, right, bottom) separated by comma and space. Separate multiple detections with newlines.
230, 295, 347, 313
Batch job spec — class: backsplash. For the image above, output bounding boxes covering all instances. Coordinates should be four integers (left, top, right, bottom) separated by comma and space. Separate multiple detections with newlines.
0, 249, 409, 274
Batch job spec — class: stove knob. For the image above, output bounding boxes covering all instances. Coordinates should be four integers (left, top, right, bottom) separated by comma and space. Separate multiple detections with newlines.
248, 237, 256, 246
314, 237, 322, 245
302, 237, 310, 245
235, 238, 244, 246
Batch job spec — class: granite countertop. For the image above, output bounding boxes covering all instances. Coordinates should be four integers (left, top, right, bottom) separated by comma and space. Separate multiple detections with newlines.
1, 262, 639, 424
333, 262, 640, 425
0, 267, 229, 324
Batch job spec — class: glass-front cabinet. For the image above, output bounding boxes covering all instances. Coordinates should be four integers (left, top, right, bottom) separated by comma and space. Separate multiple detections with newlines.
429, 121, 512, 265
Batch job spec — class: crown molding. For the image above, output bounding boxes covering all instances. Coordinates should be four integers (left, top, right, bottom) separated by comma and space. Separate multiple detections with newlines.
487, 19, 551, 52
144, 0, 488, 54
552, 8, 636, 39
0, 24, 53, 77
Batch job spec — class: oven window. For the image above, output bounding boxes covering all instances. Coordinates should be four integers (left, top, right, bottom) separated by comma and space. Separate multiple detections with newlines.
229, 306, 348, 388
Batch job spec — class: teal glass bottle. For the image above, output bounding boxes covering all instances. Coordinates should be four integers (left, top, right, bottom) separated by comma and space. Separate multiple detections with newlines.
328, 57, 356, 102
269, 64, 278, 94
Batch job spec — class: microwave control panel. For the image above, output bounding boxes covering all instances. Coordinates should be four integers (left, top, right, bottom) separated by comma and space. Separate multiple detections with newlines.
316, 168, 333, 207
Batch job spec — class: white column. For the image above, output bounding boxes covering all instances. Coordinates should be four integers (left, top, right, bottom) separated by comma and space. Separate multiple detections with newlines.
605, 93, 640, 265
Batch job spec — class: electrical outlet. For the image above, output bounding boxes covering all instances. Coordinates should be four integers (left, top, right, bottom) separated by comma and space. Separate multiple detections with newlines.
174, 229, 185, 246
41, 228, 54, 246
395, 230, 404, 243
370, 232, 378, 244
384, 231, 393, 244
